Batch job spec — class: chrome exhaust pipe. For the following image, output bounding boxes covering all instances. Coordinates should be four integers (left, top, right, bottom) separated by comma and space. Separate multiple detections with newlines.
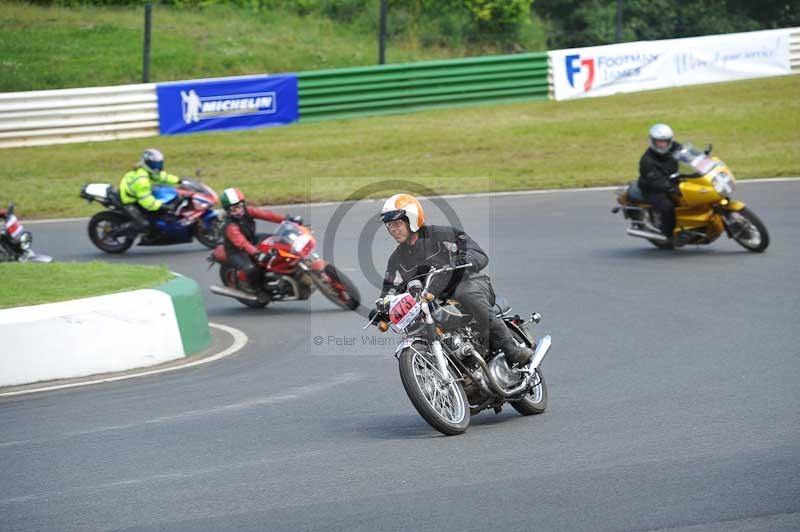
209, 284, 260, 302
529, 334, 551, 370
627, 228, 668, 241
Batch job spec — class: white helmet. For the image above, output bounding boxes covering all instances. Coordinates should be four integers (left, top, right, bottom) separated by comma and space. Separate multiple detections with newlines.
380, 194, 425, 233
648, 124, 674, 155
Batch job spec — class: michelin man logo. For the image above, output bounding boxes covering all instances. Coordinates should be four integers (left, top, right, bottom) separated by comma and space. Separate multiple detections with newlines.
179, 89, 277, 125
181, 90, 201, 124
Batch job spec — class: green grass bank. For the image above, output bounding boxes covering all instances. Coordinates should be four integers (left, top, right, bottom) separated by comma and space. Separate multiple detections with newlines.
0, 75, 797, 219
0, 2, 545, 93
0, 262, 173, 308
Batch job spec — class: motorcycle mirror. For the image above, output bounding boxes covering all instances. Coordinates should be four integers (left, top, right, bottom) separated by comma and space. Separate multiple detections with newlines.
704, 143, 713, 155
7, 202, 14, 214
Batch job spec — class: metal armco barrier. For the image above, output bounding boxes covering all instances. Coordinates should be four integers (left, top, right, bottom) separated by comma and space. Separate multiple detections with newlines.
791, 29, 800, 71
0, 84, 159, 149
297, 52, 550, 122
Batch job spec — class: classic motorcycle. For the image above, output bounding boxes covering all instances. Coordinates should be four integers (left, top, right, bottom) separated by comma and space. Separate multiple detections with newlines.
80, 180, 224, 254
365, 262, 552, 436
208, 219, 361, 310
612, 144, 769, 252
0, 202, 53, 263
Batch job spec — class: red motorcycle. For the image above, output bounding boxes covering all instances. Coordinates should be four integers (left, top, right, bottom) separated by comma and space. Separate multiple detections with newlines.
208, 220, 361, 310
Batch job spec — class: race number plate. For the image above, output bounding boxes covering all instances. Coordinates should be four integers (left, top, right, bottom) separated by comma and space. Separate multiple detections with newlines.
389, 293, 421, 332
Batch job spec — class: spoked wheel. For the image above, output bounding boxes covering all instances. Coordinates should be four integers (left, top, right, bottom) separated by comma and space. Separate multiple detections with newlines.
398, 342, 469, 436
194, 215, 224, 249
724, 208, 769, 252
507, 327, 548, 416
88, 211, 135, 254
219, 264, 268, 308
313, 264, 360, 311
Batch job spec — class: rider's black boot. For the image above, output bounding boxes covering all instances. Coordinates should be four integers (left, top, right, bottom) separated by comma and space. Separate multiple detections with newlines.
490, 320, 534, 367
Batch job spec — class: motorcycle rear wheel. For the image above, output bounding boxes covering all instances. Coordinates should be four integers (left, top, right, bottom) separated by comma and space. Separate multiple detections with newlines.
88, 211, 135, 254
194, 216, 224, 249
507, 327, 548, 416
312, 264, 360, 311
725, 207, 769, 253
398, 342, 469, 436
219, 264, 269, 308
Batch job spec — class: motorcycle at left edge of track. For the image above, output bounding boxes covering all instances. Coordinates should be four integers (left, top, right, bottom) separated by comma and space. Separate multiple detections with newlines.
0, 202, 53, 263
80, 180, 225, 254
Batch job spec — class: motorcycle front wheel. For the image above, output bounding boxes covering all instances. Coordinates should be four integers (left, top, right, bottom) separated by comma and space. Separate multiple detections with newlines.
312, 264, 360, 311
194, 215, 224, 249
398, 342, 469, 436
724, 207, 769, 253
88, 211, 135, 254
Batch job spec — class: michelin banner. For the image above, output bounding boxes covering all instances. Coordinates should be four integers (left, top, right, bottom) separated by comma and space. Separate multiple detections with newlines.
156, 74, 298, 135
549, 28, 794, 100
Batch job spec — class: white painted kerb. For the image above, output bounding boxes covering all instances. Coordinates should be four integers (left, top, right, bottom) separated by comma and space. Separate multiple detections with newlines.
0, 289, 184, 387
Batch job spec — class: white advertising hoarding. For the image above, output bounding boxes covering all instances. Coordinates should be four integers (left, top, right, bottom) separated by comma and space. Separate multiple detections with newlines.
549, 28, 795, 100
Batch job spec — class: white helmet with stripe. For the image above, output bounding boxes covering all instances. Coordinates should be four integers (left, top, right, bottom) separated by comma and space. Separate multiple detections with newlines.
379, 194, 425, 233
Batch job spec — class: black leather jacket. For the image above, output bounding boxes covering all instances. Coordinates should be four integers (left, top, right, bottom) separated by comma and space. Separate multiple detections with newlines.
638, 143, 682, 194
380, 224, 489, 299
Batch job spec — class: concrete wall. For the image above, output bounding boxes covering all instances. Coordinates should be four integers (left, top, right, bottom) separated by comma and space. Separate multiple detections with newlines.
0, 277, 210, 387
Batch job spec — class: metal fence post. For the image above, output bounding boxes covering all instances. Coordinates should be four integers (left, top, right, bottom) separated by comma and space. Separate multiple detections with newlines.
378, 0, 387, 65
143, 3, 152, 83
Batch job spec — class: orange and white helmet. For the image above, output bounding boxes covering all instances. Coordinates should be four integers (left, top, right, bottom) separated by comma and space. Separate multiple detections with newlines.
380, 193, 425, 233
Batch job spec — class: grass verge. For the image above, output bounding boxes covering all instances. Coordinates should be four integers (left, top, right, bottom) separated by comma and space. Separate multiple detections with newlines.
0, 262, 173, 309
0, 2, 546, 92
0, 75, 798, 219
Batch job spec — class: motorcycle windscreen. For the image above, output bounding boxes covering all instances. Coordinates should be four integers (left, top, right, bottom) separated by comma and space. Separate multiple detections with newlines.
269, 221, 313, 254
673, 144, 716, 175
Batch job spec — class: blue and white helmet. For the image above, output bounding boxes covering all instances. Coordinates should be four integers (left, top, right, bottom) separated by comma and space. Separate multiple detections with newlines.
140, 148, 165, 175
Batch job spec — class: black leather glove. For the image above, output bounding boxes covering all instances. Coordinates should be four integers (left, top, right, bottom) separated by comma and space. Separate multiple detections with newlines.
255, 251, 269, 264
286, 215, 304, 225
454, 252, 474, 270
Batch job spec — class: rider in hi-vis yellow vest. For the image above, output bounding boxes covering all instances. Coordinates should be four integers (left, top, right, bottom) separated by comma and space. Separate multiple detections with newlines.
119, 148, 182, 232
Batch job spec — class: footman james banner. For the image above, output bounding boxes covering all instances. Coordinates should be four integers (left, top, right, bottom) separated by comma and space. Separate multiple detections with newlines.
549, 28, 794, 100
156, 74, 299, 135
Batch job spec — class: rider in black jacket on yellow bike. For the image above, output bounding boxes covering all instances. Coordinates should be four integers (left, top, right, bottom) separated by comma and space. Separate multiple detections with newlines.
638, 123, 684, 239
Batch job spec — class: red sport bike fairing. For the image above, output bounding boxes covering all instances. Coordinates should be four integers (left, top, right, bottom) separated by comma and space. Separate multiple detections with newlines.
208, 220, 361, 310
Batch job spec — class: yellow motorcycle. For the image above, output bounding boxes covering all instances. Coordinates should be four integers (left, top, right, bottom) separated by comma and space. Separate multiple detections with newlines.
612, 144, 769, 252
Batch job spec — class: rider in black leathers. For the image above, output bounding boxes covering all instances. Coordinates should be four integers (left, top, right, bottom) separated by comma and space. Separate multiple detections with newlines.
374, 194, 534, 367
638, 123, 683, 238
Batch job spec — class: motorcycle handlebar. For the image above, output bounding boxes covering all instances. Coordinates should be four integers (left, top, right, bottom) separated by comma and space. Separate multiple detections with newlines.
362, 262, 472, 330
423, 262, 473, 292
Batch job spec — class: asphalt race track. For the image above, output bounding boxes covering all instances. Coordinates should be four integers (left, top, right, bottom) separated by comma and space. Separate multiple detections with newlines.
2, 181, 799, 532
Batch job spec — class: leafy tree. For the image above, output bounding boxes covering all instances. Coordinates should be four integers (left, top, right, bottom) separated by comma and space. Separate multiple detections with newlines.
535, 0, 797, 49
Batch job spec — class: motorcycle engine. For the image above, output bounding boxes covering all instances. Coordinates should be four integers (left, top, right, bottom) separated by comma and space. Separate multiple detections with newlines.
488, 354, 524, 389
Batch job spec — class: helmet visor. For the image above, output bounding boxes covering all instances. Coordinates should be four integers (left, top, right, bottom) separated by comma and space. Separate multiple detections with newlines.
148, 160, 164, 173
380, 210, 406, 224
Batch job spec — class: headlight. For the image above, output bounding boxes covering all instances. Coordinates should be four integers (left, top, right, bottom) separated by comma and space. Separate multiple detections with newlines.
712, 172, 736, 196
18, 231, 32, 250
